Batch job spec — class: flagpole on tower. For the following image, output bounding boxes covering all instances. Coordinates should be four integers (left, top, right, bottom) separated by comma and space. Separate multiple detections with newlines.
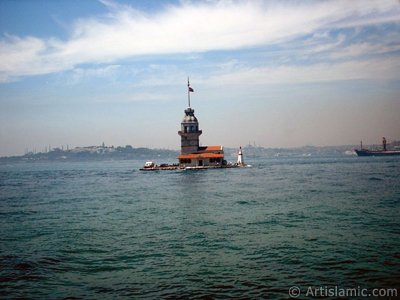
187, 77, 191, 108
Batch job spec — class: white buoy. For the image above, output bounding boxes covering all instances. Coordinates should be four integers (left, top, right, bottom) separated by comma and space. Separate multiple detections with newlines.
237, 146, 244, 166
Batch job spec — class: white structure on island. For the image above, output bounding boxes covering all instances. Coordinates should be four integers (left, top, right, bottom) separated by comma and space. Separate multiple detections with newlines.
237, 146, 244, 166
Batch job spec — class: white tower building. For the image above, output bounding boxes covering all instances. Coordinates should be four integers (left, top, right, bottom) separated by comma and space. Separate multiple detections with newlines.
237, 146, 244, 165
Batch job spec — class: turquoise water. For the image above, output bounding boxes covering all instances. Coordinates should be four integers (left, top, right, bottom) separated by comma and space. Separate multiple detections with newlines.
0, 156, 399, 299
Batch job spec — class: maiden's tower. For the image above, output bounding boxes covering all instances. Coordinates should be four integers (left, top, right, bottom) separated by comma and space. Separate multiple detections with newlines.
177, 80, 225, 168
140, 79, 246, 170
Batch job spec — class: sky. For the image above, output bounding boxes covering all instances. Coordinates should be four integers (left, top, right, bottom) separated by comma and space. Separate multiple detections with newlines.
0, 0, 400, 156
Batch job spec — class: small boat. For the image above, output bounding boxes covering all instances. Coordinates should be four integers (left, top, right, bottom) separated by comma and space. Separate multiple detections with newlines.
140, 161, 180, 171
140, 161, 161, 171
143, 161, 155, 168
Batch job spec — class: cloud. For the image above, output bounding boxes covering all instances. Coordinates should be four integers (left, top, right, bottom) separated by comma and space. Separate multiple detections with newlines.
331, 42, 400, 59
206, 57, 400, 86
70, 64, 120, 83
0, 35, 47, 82
0, 0, 399, 82
0, 34, 75, 82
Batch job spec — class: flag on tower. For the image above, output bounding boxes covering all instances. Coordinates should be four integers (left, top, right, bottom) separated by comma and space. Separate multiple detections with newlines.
188, 77, 194, 92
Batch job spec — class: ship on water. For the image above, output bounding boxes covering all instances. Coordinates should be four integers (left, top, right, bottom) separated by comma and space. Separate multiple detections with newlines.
355, 137, 400, 156
140, 79, 247, 171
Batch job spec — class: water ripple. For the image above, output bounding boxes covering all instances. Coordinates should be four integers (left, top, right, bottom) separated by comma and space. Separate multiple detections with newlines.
0, 157, 399, 298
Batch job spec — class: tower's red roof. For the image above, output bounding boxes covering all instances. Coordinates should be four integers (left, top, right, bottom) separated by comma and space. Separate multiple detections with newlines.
201, 145, 223, 151
177, 153, 224, 159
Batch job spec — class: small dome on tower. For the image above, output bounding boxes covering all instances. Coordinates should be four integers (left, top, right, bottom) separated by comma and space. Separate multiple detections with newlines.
182, 107, 198, 123
183, 115, 198, 123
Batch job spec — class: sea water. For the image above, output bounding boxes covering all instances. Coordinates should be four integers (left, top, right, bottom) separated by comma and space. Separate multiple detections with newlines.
0, 156, 399, 299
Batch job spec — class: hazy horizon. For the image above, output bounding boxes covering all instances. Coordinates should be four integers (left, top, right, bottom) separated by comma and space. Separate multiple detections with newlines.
3, 140, 394, 159
1, 0, 400, 157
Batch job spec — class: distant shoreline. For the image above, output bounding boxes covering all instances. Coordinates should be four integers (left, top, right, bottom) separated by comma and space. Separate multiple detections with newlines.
0, 144, 368, 163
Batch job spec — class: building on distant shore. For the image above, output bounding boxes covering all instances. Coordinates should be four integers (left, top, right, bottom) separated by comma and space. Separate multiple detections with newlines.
177, 80, 225, 168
